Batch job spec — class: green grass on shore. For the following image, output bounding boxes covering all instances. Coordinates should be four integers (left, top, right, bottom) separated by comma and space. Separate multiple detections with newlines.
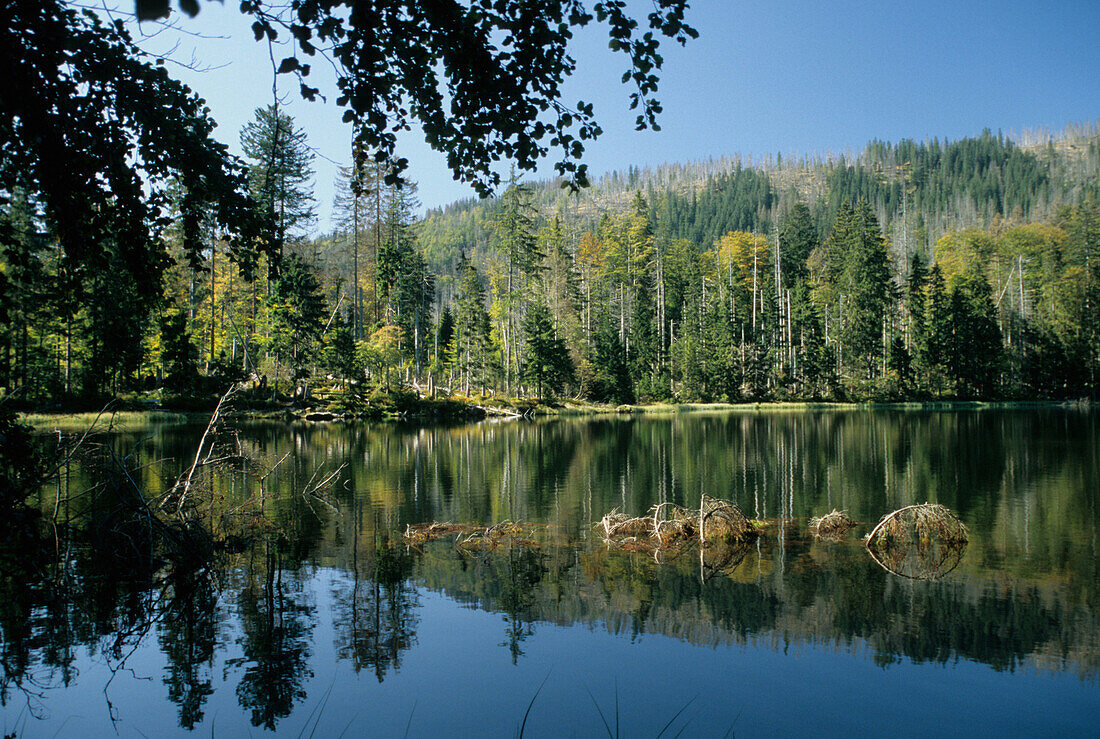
20, 410, 199, 432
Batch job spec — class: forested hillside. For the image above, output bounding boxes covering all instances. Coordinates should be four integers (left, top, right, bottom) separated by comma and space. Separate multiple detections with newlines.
422, 124, 1100, 276
3, 121, 1098, 409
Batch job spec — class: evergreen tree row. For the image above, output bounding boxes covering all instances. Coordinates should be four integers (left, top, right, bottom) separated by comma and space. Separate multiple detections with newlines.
2, 110, 1098, 408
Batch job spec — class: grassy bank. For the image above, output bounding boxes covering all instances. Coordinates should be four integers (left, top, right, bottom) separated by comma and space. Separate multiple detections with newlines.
20, 410, 200, 432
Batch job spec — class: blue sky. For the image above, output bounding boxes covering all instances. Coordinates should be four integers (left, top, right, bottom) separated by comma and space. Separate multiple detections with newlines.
133, 1, 1100, 231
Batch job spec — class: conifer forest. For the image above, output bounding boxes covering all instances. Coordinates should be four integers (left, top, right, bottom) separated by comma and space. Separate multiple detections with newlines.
4, 112, 1098, 409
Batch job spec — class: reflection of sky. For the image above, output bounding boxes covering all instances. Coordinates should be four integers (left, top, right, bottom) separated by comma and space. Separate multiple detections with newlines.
16, 578, 1100, 737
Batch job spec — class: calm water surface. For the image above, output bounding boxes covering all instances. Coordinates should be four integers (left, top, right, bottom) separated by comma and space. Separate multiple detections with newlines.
3, 409, 1099, 736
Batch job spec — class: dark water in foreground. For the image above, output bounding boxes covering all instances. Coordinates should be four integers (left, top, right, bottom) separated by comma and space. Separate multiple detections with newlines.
3, 409, 1099, 736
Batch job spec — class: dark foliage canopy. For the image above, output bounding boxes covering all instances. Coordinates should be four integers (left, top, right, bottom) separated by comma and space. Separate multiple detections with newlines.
136, 0, 697, 195
1, 1, 264, 301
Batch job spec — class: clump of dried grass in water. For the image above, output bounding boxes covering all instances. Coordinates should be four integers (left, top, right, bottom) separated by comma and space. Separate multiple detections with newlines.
809, 509, 857, 539
698, 495, 755, 543
403, 521, 465, 545
599, 509, 656, 541
598, 495, 756, 553
866, 503, 968, 549
865, 503, 969, 580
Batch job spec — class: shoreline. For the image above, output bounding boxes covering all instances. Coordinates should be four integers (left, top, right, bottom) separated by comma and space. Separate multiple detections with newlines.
19, 397, 1093, 431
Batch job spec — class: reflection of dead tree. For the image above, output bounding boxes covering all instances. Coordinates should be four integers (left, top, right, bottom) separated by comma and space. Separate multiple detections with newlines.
297, 462, 346, 518
865, 503, 969, 581
698, 538, 756, 583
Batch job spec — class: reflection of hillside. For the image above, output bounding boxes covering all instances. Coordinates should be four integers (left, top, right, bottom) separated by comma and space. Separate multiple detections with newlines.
411, 537, 1100, 679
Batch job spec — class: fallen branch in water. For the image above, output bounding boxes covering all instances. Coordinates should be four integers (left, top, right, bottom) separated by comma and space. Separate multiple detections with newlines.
162, 382, 244, 515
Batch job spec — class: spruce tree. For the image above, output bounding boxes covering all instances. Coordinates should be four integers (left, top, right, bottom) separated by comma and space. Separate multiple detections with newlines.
948, 270, 1002, 398
790, 281, 830, 398
332, 155, 380, 339
540, 218, 584, 352
924, 264, 951, 396
492, 175, 542, 392
520, 303, 574, 399
324, 315, 361, 389
160, 311, 199, 396
906, 253, 929, 389
393, 247, 435, 379
376, 180, 420, 318
586, 315, 634, 404
432, 306, 456, 378
454, 255, 494, 394
837, 201, 892, 381
625, 192, 659, 393
268, 254, 327, 399
778, 201, 818, 285
240, 105, 316, 258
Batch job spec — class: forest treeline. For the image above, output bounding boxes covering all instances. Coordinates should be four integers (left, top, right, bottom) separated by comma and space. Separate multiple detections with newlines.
2, 115, 1098, 409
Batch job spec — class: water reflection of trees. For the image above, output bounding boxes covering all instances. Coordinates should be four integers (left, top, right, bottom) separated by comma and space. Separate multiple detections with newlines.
230, 539, 315, 731
158, 564, 219, 729
411, 530, 1099, 677
331, 509, 419, 681
223, 411, 1099, 676
498, 547, 548, 663
0, 507, 221, 727
258, 411, 1096, 593
2, 429, 329, 732
6, 409, 1098, 732
412, 543, 551, 663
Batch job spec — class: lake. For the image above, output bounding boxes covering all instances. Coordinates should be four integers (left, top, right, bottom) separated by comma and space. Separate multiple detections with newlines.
3, 408, 1098, 736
